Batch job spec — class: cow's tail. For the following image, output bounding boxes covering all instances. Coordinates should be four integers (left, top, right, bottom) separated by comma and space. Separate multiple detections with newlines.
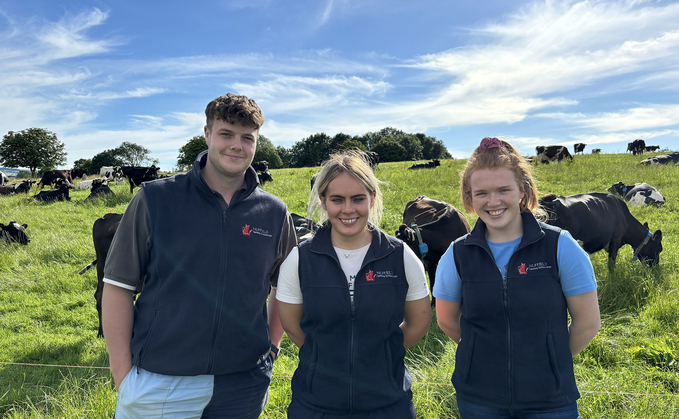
78, 259, 97, 275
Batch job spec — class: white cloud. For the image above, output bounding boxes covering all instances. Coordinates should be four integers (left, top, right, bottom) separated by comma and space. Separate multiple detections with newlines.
537, 104, 679, 132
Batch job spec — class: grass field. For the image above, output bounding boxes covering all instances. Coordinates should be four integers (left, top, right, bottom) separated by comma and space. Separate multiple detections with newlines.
1, 152, 678, 418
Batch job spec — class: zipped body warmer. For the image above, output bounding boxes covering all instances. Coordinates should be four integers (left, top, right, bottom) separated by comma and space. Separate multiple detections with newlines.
293, 224, 411, 414
130, 152, 289, 376
452, 212, 580, 409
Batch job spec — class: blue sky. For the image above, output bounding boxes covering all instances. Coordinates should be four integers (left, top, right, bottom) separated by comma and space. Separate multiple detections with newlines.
1, 0, 678, 171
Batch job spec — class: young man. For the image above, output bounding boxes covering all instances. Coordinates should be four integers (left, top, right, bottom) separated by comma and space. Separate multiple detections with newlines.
102, 93, 297, 418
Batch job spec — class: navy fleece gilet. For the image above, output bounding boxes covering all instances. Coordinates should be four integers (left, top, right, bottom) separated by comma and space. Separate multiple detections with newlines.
130, 151, 289, 376
293, 224, 411, 414
452, 212, 580, 409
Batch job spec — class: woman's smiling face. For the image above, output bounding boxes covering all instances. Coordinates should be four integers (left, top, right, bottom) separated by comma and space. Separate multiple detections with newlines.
470, 166, 525, 242
321, 171, 374, 247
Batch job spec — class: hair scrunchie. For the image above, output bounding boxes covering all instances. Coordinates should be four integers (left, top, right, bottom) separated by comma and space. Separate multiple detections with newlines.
479, 137, 505, 151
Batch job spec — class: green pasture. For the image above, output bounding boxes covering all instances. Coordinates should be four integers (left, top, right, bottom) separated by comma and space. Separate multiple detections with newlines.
1, 152, 678, 418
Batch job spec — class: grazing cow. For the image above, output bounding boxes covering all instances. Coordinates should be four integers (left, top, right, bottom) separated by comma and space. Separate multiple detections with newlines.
592, 149, 601, 154
644, 145, 660, 152
251, 161, 269, 172
0, 221, 30, 245
408, 159, 441, 170
34, 183, 71, 202
535, 146, 573, 164
78, 213, 141, 337
257, 170, 273, 186
539, 193, 662, 269
0, 171, 8, 185
71, 168, 88, 179
638, 152, 679, 166
627, 139, 646, 155
120, 165, 160, 194
394, 196, 471, 305
608, 182, 665, 207
37, 170, 74, 189
99, 166, 123, 184
85, 179, 115, 201
290, 213, 320, 243
573, 143, 586, 155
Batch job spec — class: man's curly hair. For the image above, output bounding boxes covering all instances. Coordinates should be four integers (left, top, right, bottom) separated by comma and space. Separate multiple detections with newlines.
205, 93, 265, 131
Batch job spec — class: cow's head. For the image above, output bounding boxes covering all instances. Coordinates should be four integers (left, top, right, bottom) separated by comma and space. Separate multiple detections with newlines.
607, 182, 628, 197
1, 221, 30, 245
91, 179, 105, 190
637, 222, 662, 267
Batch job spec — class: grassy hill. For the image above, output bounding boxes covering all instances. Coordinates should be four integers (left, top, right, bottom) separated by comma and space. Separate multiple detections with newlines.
1, 152, 678, 418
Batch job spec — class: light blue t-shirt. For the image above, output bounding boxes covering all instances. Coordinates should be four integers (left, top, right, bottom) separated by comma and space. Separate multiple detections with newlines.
432, 230, 597, 302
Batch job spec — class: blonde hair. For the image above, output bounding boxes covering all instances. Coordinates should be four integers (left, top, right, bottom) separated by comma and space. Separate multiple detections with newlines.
308, 150, 384, 227
460, 138, 542, 218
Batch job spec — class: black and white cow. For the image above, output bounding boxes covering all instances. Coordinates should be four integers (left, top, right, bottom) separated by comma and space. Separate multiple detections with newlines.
71, 168, 88, 180
573, 143, 586, 155
257, 170, 273, 187
638, 152, 679, 166
363, 151, 379, 170
99, 166, 123, 184
607, 182, 665, 207
1, 221, 30, 245
33, 183, 71, 202
290, 213, 320, 243
539, 193, 662, 269
251, 161, 269, 172
120, 165, 160, 194
0, 180, 33, 196
627, 139, 646, 155
536, 146, 573, 164
408, 159, 441, 170
78, 213, 142, 337
592, 149, 602, 154
644, 145, 660, 152
395, 196, 471, 305
0, 171, 8, 185
37, 170, 74, 189
85, 179, 115, 201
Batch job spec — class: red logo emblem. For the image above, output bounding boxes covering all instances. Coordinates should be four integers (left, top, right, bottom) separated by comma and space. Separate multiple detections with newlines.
242, 224, 252, 236
518, 263, 527, 275
366, 270, 375, 281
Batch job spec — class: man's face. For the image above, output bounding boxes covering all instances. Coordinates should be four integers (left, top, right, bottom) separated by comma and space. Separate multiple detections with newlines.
204, 119, 258, 180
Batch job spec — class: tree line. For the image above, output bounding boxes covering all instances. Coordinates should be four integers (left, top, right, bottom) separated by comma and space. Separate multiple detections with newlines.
1, 126, 451, 176
177, 127, 452, 171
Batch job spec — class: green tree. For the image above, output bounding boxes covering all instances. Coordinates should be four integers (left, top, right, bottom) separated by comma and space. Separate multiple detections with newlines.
276, 146, 291, 168
177, 135, 207, 171
116, 141, 157, 167
398, 134, 424, 160
336, 139, 365, 152
371, 136, 408, 162
72, 158, 92, 170
361, 127, 406, 150
91, 149, 125, 174
289, 133, 333, 168
0, 128, 67, 176
253, 135, 283, 169
415, 133, 452, 160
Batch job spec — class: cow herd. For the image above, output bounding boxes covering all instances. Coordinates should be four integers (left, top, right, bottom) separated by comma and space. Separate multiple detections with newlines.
1, 147, 673, 336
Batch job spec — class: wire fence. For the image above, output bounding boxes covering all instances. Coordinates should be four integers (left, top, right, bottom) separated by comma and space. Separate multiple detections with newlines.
2, 361, 678, 400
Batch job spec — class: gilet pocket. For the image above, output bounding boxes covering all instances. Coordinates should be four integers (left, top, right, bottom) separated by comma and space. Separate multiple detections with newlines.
305, 342, 318, 390
546, 333, 562, 390
462, 331, 476, 383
